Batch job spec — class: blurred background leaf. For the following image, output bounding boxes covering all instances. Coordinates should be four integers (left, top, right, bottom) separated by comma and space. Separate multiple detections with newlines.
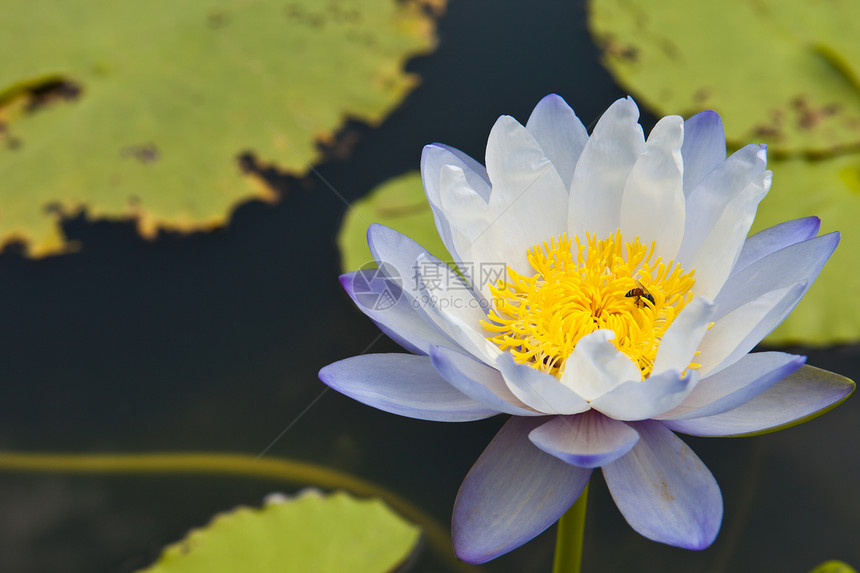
337, 171, 449, 271
0, 0, 441, 255
139, 490, 420, 573
588, 0, 860, 154
809, 561, 858, 573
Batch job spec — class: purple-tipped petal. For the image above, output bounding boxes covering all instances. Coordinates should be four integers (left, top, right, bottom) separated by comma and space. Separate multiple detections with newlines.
680, 110, 726, 196
429, 345, 541, 416
602, 420, 722, 549
677, 144, 767, 266
340, 271, 453, 355
453, 416, 592, 563
529, 410, 640, 468
657, 352, 806, 420
589, 369, 699, 421
496, 353, 591, 415
714, 232, 839, 320
663, 365, 855, 437
525, 94, 588, 189
732, 216, 821, 275
319, 354, 498, 422
698, 283, 806, 375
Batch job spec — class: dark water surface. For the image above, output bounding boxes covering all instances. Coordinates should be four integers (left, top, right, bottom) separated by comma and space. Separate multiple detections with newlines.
1, 1, 858, 571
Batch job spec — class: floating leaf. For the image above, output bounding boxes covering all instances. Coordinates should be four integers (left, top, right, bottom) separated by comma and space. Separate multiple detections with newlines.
0, 0, 443, 255
753, 153, 860, 345
139, 490, 421, 573
809, 561, 858, 573
337, 171, 450, 271
588, 0, 860, 154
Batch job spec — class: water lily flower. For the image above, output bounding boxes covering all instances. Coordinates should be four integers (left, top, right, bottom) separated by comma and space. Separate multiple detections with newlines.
319, 95, 854, 563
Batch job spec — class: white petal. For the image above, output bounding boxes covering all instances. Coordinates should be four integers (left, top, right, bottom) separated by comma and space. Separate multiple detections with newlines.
437, 164, 492, 271
620, 115, 685, 259
651, 298, 716, 375
470, 115, 568, 277
688, 169, 772, 299
569, 97, 645, 240
590, 369, 699, 421
528, 410, 640, 468
421, 144, 491, 264
680, 110, 726, 195
559, 329, 641, 401
496, 353, 590, 415
677, 144, 767, 268
525, 94, 589, 190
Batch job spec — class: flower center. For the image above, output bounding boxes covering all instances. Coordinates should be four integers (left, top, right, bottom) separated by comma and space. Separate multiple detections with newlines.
484, 232, 696, 380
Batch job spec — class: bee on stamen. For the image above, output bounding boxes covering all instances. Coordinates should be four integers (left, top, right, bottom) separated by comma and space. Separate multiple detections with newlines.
625, 281, 655, 308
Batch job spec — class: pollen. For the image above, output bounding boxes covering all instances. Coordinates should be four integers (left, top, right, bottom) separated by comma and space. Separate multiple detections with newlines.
484, 232, 696, 380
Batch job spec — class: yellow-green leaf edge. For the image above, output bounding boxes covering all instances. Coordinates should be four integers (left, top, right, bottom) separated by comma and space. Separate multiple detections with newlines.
338, 171, 451, 272
0, 0, 444, 256
139, 489, 421, 573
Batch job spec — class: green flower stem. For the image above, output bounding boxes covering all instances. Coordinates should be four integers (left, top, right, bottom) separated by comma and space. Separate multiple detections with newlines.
553, 483, 589, 573
0, 450, 475, 572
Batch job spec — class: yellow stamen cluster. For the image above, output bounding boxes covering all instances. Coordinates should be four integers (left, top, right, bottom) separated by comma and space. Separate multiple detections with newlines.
484, 232, 696, 380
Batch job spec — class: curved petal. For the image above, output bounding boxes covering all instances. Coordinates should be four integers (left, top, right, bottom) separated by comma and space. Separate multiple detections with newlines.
602, 420, 722, 549
697, 283, 805, 375
680, 110, 726, 196
656, 351, 806, 420
318, 354, 498, 422
367, 225, 491, 357
590, 369, 699, 421
663, 365, 855, 437
569, 96, 646, 239
620, 115, 685, 259
421, 143, 491, 265
437, 164, 494, 276
525, 93, 589, 190
470, 115, 568, 276
732, 216, 821, 275
429, 345, 541, 416
529, 410, 640, 468
496, 353, 591, 415
559, 329, 641, 401
340, 271, 453, 355
713, 232, 839, 320
677, 144, 767, 267
687, 168, 772, 299
453, 416, 592, 563
651, 297, 716, 376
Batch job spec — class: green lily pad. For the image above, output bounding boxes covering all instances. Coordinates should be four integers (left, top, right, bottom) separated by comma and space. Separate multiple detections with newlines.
753, 153, 860, 345
810, 561, 858, 573
337, 171, 451, 271
588, 0, 860, 154
0, 0, 442, 256
139, 489, 421, 573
